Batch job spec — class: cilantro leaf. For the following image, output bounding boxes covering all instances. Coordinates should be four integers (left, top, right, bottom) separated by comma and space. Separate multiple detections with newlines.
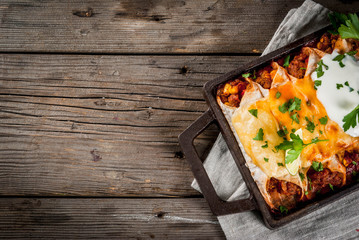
264, 157, 269, 162
248, 109, 258, 118
314, 80, 322, 90
347, 50, 358, 56
253, 128, 264, 141
277, 163, 284, 167
342, 104, 359, 132
276, 134, 328, 165
310, 137, 329, 144
276, 140, 293, 151
277, 126, 288, 137
290, 113, 300, 124
338, 13, 359, 39
319, 116, 328, 125
336, 83, 344, 89
275, 91, 281, 99
283, 55, 291, 67
279, 102, 288, 113
311, 161, 323, 172
279, 205, 288, 214
299, 172, 305, 181
286, 149, 301, 164
333, 54, 345, 61
252, 70, 257, 80
288, 97, 302, 112
261, 141, 268, 149
329, 183, 334, 191
242, 73, 251, 78
305, 116, 315, 133
315, 60, 328, 78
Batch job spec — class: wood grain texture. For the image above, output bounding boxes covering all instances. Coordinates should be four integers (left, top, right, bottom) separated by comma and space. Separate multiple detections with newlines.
0, 198, 226, 239
0, 0, 304, 54
0, 53, 257, 196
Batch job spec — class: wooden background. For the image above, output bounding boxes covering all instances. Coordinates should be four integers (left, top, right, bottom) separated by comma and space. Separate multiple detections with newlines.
3, 0, 353, 238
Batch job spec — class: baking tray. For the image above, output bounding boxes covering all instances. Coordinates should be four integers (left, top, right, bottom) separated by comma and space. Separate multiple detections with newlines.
178, 26, 359, 229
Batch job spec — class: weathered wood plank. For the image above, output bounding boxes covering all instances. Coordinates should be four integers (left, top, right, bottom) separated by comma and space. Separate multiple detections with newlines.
0, 54, 257, 196
0, 198, 225, 239
0, 0, 304, 54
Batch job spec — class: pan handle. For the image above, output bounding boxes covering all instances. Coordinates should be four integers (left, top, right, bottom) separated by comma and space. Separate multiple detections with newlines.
179, 109, 257, 216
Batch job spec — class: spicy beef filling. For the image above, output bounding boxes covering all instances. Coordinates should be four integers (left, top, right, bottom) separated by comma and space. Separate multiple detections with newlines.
267, 178, 302, 210
217, 78, 248, 107
344, 151, 359, 184
287, 51, 308, 79
306, 168, 343, 200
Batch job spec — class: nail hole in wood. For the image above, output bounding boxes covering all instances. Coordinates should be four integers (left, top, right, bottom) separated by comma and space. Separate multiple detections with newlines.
179, 66, 189, 74
156, 211, 166, 218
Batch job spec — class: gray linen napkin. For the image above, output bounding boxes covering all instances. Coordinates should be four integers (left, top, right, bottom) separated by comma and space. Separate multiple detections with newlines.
191, 0, 359, 239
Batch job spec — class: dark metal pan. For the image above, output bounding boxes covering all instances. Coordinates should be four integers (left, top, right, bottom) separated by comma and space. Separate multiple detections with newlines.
178, 26, 359, 229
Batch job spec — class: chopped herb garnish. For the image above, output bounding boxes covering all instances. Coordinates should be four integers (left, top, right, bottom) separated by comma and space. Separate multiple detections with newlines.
342, 104, 359, 132
308, 176, 312, 190
353, 161, 357, 165
312, 161, 324, 172
336, 83, 344, 89
347, 50, 358, 56
291, 113, 300, 124
275, 91, 281, 99
319, 116, 328, 125
277, 163, 284, 167
319, 130, 323, 134
253, 128, 264, 141
305, 116, 315, 133
305, 191, 309, 195
283, 55, 291, 67
279, 103, 288, 113
329, 183, 334, 191
261, 141, 268, 148
275, 134, 328, 164
337, 13, 359, 40
288, 97, 302, 112
248, 109, 258, 118
277, 127, 288, 137
299, 172, 305, 181
242, 73, 251, 78
333, 54, 345, 61
333, 54, 346, 68
300, 67, 307, 70
344, 81, 349, 86
349, 87, 354, 92
314, 80, 322, 90
279, 205, 288, 214
252, 70, 257, 80
291, 128, 296, 133
315, 60, 328, 78
264, 157, 269, 162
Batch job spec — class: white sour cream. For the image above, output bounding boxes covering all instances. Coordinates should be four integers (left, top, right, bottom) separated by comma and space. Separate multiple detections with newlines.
311, 51, 359, 137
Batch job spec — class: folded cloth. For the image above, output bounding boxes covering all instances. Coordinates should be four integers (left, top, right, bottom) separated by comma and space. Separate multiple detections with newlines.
191, 0, 359, 239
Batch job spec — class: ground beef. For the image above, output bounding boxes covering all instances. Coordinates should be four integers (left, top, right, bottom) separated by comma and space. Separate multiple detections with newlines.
267, 178, 302, 210
344, 151, 359, 184
306, 168, 343, 200
316, 32, 338, 53
287, 51, 308, 78
255, 69, 272, 89
217, 79, 248, 107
